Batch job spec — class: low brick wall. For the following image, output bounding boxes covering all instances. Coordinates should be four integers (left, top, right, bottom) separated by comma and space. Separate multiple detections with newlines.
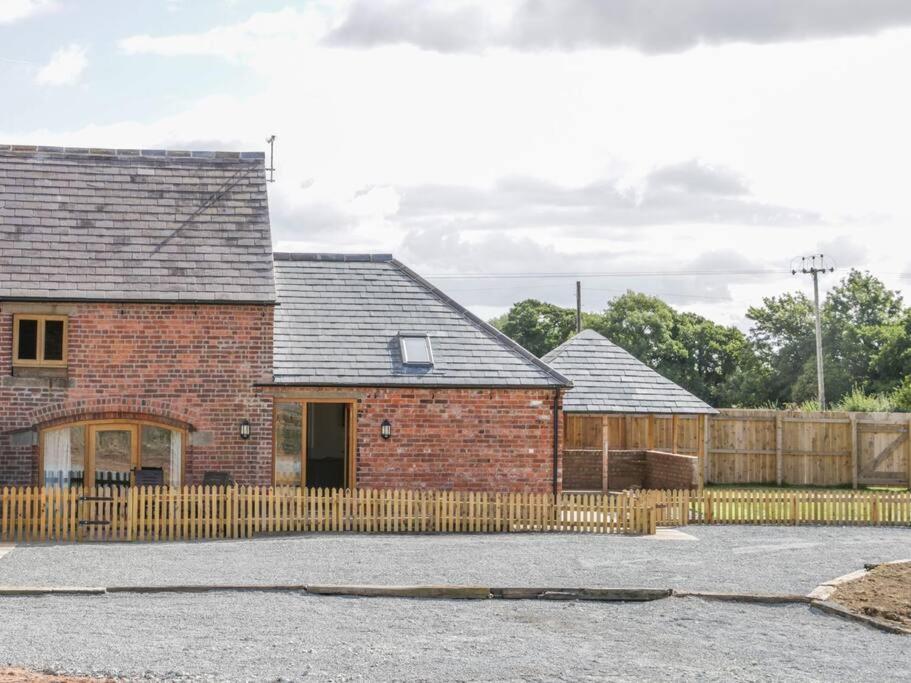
645, 450, 698, 489
605, 450, 697, 491
563, 450, 602, 491
606, 451, 647, 490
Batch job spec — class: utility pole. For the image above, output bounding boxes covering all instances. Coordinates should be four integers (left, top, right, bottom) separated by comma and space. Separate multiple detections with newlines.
575, 280, 582, 334
793, 254, 835, 408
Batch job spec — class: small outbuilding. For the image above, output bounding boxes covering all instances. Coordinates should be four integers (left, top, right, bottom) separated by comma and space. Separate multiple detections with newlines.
542, 329, 718, 492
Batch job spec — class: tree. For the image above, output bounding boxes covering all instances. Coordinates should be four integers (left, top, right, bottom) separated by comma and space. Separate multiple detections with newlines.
589, 292, 684, 370
489, 271, 909, 409
490, 299, 577, 357
589, 292, 746, 406
822, 270, 903, 394
743, 292, 816, 404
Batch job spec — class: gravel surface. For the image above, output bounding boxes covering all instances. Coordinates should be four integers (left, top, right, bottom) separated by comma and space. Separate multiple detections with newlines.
1, 526, 909, 594
0, 592, 909, 681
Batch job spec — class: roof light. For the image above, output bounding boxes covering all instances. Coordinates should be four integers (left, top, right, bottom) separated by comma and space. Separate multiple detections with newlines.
399, 333, 433, 366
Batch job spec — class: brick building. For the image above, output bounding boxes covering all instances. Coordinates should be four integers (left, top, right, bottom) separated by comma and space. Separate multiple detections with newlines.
0, 145, 570, 492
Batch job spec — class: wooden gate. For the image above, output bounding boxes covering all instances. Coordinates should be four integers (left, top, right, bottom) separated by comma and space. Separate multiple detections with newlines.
77, 486, 131, 541
856, 420, 910, 487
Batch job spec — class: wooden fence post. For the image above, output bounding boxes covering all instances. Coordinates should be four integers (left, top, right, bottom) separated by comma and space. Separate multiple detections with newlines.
907, 415, 911, 490
671, 415, 679, 454
775, 414, 783, 486
851, 414, 858, 490
702, 414, 711, 485
601, 415, 610, 494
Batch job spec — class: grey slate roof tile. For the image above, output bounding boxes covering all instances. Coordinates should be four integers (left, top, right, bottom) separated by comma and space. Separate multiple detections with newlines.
542, 329, 717, 415
0, 145, 275, 303
272, 254, 570, 388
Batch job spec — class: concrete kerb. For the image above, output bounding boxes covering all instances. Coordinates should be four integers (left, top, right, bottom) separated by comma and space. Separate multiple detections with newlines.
0, 560, 907, 637
0, 584, 796, 604
673, 590, 810, 605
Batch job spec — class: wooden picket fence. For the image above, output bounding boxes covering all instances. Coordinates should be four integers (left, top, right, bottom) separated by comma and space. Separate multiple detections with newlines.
637, 488, 911, 527
0, 485, 656, 543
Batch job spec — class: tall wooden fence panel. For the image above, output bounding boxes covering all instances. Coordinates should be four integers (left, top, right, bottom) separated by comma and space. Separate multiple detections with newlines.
565, 410, 911, 489
0, 486, 656, 543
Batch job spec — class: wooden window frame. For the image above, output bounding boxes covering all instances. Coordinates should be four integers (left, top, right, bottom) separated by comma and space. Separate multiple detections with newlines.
38, 419, 187, 488
13, 314, 69, 367
272, 399, 357, 489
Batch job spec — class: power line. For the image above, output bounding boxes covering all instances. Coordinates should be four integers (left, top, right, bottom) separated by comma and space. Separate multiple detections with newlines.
439, 282, 745, 302
427, 268, 787, 280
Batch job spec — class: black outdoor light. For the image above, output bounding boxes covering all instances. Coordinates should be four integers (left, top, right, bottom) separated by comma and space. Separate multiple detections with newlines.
239, 419, 251, 440
380, 419, 392, 440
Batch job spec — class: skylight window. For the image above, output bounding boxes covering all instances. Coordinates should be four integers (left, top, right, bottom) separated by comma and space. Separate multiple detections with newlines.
399, 333, 434, 366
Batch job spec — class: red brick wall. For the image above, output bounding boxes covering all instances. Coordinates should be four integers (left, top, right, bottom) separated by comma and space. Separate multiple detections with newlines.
269, 386, 562, 493
606, 451, 647, 490
606, 450, 697, 490
563, 451, 601, 491
645, 450, 698, 489
0, 302, 274, 486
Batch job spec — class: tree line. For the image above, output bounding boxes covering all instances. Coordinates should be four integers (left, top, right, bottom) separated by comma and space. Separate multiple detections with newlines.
490, 270, 911, 411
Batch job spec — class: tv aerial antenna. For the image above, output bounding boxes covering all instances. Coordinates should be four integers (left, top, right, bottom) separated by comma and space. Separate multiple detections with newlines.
266, 135, 276, 183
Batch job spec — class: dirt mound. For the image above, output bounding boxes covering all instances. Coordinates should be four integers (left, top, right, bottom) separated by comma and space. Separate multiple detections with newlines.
831, 561, 911, 628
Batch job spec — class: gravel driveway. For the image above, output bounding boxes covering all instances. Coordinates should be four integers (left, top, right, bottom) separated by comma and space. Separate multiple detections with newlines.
0, 526, 908, 594
0, 592, 909, 682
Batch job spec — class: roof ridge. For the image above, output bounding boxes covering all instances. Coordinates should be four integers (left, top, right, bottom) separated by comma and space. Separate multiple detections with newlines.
273, 253, 393, 263
387, 258, 572, 387
0, 144, 264, 161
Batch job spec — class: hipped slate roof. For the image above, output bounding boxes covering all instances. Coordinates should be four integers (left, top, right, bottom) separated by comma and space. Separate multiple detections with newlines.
272, 253, 570, 388
542, 329, 716, 414
0, 144, 275, 303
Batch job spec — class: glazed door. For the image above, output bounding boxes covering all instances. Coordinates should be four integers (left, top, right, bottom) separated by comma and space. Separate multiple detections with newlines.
88, 424, 138, 487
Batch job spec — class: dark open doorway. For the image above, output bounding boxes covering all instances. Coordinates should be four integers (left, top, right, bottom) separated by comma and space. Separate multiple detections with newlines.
306, 403, 349, 489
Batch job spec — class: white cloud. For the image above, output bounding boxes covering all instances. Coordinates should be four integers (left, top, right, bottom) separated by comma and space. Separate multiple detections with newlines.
328, 0, 911, 54
15, 7, 911, 323
119, 7, 335, 63
35, 44, 88, 86
0, 0, 57, 25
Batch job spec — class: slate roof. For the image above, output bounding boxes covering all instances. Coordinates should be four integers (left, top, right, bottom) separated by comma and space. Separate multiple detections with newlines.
0, 144, 275, 303
542, 329, 717, 414
272, 253, 571, 387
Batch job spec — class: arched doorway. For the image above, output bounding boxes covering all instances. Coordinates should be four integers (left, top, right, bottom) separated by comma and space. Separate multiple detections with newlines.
39, 419, 186, 487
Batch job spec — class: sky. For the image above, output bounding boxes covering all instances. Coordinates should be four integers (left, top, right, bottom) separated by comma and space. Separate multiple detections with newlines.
2, 0, 911, 328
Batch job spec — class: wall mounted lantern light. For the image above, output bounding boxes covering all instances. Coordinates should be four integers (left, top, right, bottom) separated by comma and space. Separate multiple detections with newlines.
239, 419, 252, 440
380, 419, 392, 440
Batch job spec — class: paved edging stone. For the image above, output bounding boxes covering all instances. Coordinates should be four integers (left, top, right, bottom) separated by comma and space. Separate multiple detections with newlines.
810, 599, 911, 635
306, 584, 491, 599
491, 587, 671, 601
107, 584, 309, 594
0, 586, 106, 596
673, 590, 810, 604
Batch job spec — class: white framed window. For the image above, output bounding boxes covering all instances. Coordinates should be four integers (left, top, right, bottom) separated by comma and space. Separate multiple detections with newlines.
399, 333, 434, 366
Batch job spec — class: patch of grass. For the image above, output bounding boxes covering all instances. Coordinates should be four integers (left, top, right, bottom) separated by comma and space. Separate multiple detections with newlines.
706, 483, 908, 493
